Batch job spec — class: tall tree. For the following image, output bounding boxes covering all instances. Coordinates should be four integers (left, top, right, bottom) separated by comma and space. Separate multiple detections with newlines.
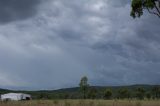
131, 0, 160, 18
79, 76, 89, 99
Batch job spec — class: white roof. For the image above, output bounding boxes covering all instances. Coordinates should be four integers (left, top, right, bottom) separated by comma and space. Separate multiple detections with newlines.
2, 93, 22, 96
2, 93, 30, 96
1, 93, 31, 101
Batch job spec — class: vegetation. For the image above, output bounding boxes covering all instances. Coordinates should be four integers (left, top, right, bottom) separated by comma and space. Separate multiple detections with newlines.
117, 88, 130, 99
0, 77, 160, 100
0, 79, 160, 106
79, 76, 89, 99
0, 100, 160, 106
152, 86, 160, 98
135, 87, 146, 100
131, 0, 160, 18
104, 89, 112, 99
87, 87, 97, 99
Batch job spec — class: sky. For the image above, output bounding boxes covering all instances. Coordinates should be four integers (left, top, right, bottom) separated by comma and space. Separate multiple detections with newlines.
0, 0, 160, 90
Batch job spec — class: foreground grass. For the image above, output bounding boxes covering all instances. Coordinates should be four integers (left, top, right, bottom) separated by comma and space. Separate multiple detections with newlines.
0, 100, 160, 106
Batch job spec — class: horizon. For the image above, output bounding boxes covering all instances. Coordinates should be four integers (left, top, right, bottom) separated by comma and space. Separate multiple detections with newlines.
0, 84, 159, 91
0, 0, 160, 90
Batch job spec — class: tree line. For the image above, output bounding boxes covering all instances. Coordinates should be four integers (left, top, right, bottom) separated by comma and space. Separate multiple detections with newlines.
0, 76, 160, 100
79, 76, 160, 100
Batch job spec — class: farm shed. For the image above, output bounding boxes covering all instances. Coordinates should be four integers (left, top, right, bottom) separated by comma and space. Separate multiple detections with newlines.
1, 93, 31, 101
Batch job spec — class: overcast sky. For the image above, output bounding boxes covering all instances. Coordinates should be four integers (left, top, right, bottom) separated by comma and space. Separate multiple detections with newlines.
0, 0, 160, 90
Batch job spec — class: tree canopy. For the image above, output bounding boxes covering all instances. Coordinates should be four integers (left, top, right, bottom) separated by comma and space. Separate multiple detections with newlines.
79, 76, 90, 99
104, 89, 112, 99
131, 0, 160, 18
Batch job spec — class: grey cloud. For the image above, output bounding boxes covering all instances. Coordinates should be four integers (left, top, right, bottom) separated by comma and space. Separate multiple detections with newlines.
0, 0, 160, 90
0, 0, 42, 24
106, 0, 130, 7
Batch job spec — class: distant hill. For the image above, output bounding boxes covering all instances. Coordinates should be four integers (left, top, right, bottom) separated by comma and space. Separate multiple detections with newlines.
0, 84, 159, 99
48, 84, 157, 92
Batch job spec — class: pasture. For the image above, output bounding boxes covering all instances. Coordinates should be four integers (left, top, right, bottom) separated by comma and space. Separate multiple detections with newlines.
0, 100, 160, 106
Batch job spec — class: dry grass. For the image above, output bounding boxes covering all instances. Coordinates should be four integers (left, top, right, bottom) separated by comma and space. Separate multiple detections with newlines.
0, 99, 160, 106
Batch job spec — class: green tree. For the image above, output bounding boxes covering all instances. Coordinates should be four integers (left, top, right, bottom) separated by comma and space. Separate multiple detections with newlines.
79, 76, 89, 99
117, 88, 130, 99
104, 89, 112, 99
146, 92, 151, 99
38, 92, 46, 99
152, 86, 160, 99
64, 93, 69, 99
131, 0, 160, 18
87, 87, 97, 99
135, 87, 145, 99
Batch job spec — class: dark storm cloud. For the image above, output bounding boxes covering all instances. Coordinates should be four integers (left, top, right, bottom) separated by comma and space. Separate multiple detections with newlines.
106, 0, 130, 7
0, 0, 41, 24
0, 0, 160, 90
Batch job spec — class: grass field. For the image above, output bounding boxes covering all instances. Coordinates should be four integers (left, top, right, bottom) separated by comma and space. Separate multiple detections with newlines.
0, 100, 160, 106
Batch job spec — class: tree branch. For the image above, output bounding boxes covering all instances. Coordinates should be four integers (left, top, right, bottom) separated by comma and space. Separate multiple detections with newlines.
146, 7, 160, 18
154, 1, 160, 16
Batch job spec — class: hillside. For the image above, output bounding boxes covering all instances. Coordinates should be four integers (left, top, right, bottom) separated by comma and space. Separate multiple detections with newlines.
0, 85, 159, 99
